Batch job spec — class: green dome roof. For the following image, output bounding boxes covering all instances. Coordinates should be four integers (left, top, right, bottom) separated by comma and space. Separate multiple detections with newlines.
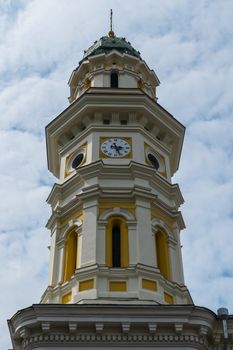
81, 35, 141, 63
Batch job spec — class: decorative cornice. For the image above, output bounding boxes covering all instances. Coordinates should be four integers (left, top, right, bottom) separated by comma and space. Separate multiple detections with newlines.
10, 303, 228, 350
22, 332, 209, 349
46, 89, 185, 177
46, 160, 184, 215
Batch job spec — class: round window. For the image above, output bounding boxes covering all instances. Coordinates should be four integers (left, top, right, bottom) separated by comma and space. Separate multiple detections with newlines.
71, 153, 84, 169
147, 153, 160, 170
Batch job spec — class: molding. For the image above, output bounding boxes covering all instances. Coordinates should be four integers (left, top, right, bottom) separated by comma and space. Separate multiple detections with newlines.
46, 161, 184, 217
59, 217, 83, 240
41, 263, 193, 305
152, 218, 174, 237
99, 207, 135, 221
22, 332, 210, 349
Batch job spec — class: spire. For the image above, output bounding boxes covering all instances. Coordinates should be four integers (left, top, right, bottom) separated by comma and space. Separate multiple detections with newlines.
108, 9, 115, 37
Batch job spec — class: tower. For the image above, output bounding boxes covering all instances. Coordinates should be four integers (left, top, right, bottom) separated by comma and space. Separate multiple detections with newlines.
41, 26, 191, 307
8, 20, 228, 350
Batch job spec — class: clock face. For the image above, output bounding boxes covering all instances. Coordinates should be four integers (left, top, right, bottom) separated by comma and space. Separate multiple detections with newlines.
101, 138, 131, 158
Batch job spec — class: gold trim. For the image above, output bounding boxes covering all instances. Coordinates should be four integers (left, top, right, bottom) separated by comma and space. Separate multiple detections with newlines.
65, 143, 87, 178
156, 228, 170, 280
61, 292, 72, 304
164, 292, 174, 304
63, 230, 78, 282
99, 201, 136, 218
142, 278, 157, 291
84, 78, 91, 89
61, 210, 83, 227
79, 279, 94, 292
99, 137, 133, 159
137, 79, 144, 89
151, 207, 173, 229
109, 281, 127, 292
144, 142, 167, 177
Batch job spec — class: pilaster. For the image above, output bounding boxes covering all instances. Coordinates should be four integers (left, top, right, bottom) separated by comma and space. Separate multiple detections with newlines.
81, 199, 98, 267
136, 199, 154, 266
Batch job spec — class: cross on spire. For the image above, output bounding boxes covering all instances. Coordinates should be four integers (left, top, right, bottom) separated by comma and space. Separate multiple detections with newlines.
110, 9, 113, 32
108, 9, 115, 37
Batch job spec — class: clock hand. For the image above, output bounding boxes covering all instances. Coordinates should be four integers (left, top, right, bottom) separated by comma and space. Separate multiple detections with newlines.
113, 142, 121, 155
110, 144, 122, 150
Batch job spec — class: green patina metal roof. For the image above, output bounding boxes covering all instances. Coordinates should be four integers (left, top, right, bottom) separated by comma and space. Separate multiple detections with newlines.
81, 35, 141, 63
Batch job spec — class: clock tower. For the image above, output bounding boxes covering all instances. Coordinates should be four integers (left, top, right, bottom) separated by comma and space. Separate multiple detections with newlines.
9, 21, 228, 350
41, 26, 191, 307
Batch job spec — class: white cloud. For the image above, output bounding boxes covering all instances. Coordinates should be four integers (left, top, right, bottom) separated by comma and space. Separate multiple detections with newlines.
0, 0, 233, 349
0, 75, 67, 133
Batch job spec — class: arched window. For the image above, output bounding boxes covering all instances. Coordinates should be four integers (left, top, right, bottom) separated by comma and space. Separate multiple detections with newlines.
155, 228, 170, 280
110, 72, 118, 88
63, 230, 78, 282
106, 217, 129, 267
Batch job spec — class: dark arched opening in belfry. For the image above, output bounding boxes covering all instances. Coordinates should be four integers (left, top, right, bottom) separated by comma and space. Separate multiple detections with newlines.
111, 72, 119, 88
112, 224, 121, 267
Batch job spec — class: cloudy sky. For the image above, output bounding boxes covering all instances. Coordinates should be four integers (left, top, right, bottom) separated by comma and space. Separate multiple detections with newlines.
0, 0, 233, 348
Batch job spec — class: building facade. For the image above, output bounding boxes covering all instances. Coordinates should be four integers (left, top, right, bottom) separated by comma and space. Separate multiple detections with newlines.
8, 28, 232, 350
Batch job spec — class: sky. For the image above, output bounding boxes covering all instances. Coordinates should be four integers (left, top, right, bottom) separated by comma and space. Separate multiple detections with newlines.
0, 0, 233, 348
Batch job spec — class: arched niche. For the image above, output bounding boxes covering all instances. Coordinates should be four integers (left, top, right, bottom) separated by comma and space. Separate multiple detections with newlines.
152, 220, 171, 280
63, 228, 78, 282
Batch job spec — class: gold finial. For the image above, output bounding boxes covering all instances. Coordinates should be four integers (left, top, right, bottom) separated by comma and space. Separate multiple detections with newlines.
108, 9, 115, 37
